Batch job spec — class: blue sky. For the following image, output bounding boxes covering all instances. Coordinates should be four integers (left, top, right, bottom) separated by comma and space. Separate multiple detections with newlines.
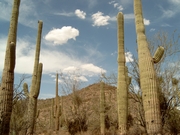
0, 0, 180, 99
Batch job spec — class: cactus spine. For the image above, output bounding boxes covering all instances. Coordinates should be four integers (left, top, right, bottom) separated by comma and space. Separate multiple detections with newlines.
100, 81, 105, 135
117, 12, 128, 135
0, 0, 20, 134
134, 0, 162, 134
55, 73, 60, 131
26, 21, 43, 135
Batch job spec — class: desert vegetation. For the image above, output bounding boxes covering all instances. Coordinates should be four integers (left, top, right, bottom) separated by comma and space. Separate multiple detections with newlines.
0, 0, 180, 135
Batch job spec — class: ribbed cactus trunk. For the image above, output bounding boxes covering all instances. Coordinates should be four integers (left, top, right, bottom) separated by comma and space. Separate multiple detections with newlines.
134, 0, 162, 134
117, 12, 128, 135
55, 73, 60, 131
100, 81, 105, 135
50, 98, 55, 130
0, 0, 20, 134
60, 96, 63, 127
26, 21, 43, 135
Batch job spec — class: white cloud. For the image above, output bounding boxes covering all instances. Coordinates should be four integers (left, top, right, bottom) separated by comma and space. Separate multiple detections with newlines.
0, 0, 39, 28
162, 9, 175, 18
169, 0, 180, 5
143, 18, 150, 25
54, 12, 74, 17
75, 9, 86, 19
49, 74, 56, 78
0, 37, 7, 70
0, 36, 106, 81
78, 76, 88, 82
125, 52, 133, 62
114, 3, 118, 8
63, 64, 106, 77
92, 11, 110, 26
109, 1, 116, 4
45, 26, 79, 45
150, 28, 155, 32
80, 64, 106, 75
159, 5, 176, 18
117, 5, 123, 11
109, 1, 123, 11
161, 23, 171, 27
0, 0, 12, 22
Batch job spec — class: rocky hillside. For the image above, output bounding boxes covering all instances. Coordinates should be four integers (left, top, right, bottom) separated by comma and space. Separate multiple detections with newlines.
35, 82, 141, 135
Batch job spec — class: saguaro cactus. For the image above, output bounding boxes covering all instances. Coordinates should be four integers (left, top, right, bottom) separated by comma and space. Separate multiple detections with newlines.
100, 81, 105, 135
55, 73, 60, 131
50, 98, 55, 130
0, 0, 20, 134
117, 12, 128, 135
26, 21, 43, 135
134, 0, 162, 134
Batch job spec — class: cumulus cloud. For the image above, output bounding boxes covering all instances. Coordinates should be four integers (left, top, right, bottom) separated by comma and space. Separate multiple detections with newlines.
75, 9, 86, 19
143, 18, 150, 25
49, 63, 105, 83
63, 64, 106, 77
80, 64, 106, 75
45, 26, 79, 45
125, 52, 133, 62
0, 36, 106, 81
92, 11, 110, 26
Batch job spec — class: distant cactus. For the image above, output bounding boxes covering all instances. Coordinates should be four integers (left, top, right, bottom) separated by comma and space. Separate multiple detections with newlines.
59, 96, 64, 127
0, 0, 20, 134
50, 98, 55, 129
117, 12, 128, 135
55, 73, 60, 131
26, 21, 43, 135
100, 81, 105, 135
134, 0, 162, 134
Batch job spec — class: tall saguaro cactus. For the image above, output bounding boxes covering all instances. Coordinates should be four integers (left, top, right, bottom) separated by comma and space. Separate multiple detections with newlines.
0, 0, 20, 134
55, 73, 60, 131
100, 81, 105, 135
117, 12, 128, 135
26, 21, 43, 135
134, 0, 162, 134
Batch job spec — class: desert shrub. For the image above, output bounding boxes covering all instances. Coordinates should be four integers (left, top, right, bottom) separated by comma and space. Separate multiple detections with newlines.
67, 113, 88, 135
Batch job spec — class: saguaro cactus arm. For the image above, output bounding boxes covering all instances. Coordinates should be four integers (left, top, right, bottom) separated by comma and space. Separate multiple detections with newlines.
153, 46, 164, 64
23, 83, 29, 97
33, 63, 43, 98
